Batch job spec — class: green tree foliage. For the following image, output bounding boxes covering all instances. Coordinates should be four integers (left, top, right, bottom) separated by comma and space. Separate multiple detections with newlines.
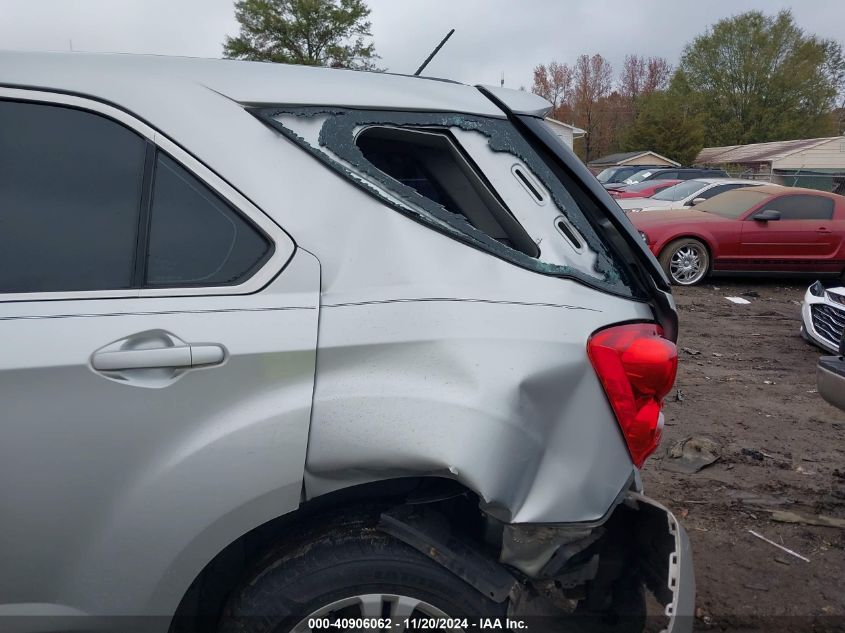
223, 0, 379, 70
679, 10, 844, 145
622, 77, 706, 165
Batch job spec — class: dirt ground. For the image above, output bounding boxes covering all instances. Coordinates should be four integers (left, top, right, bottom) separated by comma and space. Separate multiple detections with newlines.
641, 278, 845, 632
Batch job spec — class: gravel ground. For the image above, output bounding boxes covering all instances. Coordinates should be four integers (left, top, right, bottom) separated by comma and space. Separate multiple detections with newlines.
642, 279, 845, 632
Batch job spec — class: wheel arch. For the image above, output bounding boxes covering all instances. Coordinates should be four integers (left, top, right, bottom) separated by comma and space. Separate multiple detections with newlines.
168, 476, 478, 633
656, 233, 714, 261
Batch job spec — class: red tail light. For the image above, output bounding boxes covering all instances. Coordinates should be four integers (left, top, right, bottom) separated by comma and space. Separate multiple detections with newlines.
587, 323, 678, 468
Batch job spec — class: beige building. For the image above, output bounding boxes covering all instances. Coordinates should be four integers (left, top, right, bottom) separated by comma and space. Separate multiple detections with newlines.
587, 150, 680, 173
696, 136, 845, 193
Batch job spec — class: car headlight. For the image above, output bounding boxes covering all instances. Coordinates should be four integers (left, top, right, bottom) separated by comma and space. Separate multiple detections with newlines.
809, 280, 825, 297
638, 231, 650, 244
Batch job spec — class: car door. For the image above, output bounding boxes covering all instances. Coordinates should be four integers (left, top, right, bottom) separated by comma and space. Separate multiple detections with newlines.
0, 95, 319, 608
740, 194, 839, 272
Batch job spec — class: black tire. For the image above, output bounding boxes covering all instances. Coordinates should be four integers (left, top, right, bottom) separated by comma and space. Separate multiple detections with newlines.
658, 238, 710, 286
218, 515, 506, 633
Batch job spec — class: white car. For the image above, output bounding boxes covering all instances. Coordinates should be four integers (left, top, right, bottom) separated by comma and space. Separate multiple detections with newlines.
802, 281, 845, 353
618, 178, 767, 212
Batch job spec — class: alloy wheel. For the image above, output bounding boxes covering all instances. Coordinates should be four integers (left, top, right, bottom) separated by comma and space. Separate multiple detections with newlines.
292, 593, 460, 632
669, 244, 706, 285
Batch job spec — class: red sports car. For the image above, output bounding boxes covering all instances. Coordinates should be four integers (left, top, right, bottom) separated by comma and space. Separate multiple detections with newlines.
630, 185, 845, 285
608, 179, 681, 199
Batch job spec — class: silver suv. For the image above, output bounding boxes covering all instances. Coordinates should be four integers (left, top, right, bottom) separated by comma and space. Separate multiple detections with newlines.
0, 52, 692, 633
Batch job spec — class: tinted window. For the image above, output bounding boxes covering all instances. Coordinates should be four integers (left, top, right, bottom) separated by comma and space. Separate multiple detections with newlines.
146, 154, 271, 286
764, 195, 835, 220
0, 100, 145, 293
655, 171, 677, 179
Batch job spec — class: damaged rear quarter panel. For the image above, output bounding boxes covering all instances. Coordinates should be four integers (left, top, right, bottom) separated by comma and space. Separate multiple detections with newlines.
305, 282, 651, 524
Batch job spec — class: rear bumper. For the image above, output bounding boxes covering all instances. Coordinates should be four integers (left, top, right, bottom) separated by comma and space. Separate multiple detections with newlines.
501, 491, 695, 632
629, 493, 695, 633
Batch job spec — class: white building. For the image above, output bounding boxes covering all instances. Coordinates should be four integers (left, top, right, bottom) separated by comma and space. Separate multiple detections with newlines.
696, 136, 845, 193
543, 118, 586, 150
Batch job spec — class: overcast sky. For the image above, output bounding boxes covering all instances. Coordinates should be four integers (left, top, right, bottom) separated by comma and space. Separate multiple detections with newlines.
1, 0, 842, 89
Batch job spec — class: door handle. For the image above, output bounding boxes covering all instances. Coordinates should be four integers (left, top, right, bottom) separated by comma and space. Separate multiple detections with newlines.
817, 228, 832, 234
92, 344, 224, 371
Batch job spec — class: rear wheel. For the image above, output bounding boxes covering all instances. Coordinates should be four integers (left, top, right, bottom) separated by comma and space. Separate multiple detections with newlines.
659, 238, 710, 285
218, 515, 506, 633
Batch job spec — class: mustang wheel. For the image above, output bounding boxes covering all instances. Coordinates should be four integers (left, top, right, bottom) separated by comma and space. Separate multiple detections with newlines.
659, 238, 710, 286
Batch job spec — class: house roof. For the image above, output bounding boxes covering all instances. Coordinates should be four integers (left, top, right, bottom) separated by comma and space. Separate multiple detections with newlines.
544, 117, 586, 136
696, 137, 842, 166
588, 150, 680, 167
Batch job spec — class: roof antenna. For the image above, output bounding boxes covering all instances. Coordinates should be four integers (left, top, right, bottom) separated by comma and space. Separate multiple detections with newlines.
414, 29, 455, 76
500, 71, 505, 87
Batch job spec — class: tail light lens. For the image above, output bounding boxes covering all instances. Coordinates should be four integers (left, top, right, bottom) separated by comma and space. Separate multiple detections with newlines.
587, 323, 678, 468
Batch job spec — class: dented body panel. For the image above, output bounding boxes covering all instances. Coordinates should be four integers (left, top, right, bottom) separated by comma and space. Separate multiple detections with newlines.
306, 275, 651, 524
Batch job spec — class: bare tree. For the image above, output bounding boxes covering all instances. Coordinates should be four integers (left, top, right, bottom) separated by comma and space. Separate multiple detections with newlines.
620, 55, 671, 100
620, 54, 646, 101
643, 57, 672, 94
531, 61, 573, 114
572, 54, 613, 161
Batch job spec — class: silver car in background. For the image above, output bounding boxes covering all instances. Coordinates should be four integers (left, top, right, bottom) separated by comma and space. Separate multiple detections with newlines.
0, 52, 692, 633
618, 178, 768, 212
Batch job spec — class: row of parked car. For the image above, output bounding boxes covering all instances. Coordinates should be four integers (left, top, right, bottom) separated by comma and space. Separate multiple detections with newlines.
602, 167, 845, 385
602, 173, 845, 288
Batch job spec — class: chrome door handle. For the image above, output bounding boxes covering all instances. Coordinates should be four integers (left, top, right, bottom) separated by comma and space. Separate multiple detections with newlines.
92, 344, 224, 371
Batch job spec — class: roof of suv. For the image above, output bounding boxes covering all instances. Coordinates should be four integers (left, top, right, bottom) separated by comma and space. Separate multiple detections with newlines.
0, 50, 506, 116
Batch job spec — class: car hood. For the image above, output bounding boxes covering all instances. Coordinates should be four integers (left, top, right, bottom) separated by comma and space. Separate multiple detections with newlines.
629, 209, 732, 228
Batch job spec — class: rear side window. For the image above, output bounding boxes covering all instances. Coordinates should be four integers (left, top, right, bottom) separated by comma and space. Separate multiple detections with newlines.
355, 126, 538, 256
146, 154, 272, 286
257, 107, 636, 297
0, 100, 145, 293
764, 194, 834, 220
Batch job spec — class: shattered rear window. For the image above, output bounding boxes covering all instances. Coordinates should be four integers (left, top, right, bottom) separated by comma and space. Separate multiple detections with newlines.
252, 107, 636, 296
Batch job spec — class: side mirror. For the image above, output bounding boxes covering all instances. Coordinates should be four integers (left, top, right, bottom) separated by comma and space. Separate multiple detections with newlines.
753, 209, 781, 222
690, 197, 707, 206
